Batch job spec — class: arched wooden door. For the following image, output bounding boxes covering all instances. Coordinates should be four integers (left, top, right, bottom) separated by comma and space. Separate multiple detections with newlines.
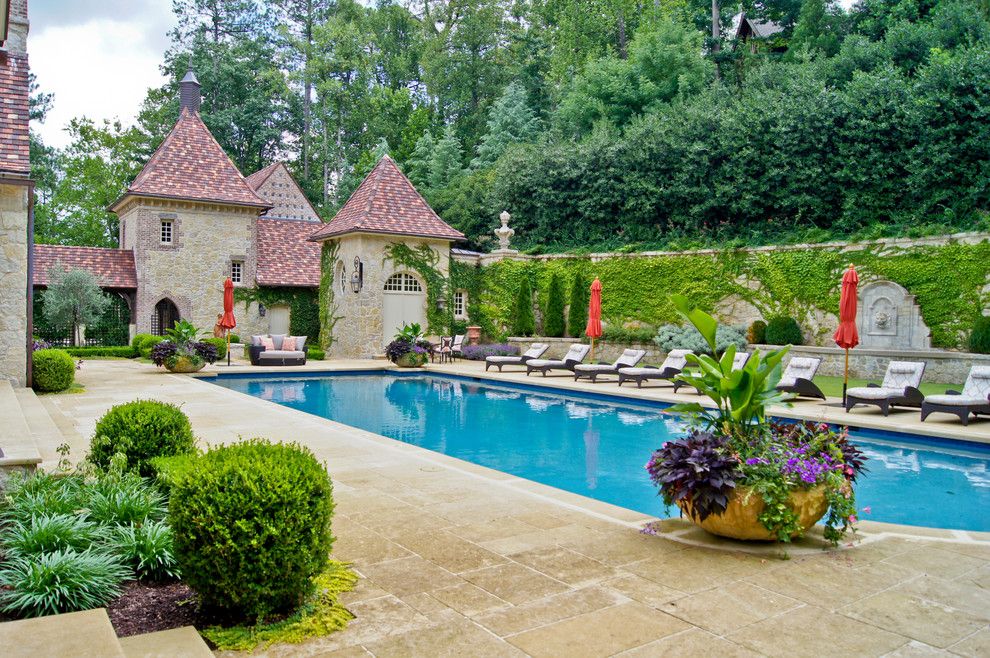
153, 298, 180, 335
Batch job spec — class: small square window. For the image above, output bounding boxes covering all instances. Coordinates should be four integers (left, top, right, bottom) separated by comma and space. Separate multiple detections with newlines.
453, 291, 467, 319
160, 220, 173, 244
230, 260, 243, 284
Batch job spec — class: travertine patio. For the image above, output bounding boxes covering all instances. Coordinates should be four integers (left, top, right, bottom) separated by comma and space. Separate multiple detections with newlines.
39, 359, 990, 657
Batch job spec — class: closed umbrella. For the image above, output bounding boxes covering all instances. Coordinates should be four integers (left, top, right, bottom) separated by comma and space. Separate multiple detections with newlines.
585, 277, 603, 360
833, 264, 859, 405
220, 277, 237, 366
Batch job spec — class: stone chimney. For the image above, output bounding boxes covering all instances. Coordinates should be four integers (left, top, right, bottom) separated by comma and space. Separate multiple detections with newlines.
3, 0, 30, 54
179, 68, 201, 114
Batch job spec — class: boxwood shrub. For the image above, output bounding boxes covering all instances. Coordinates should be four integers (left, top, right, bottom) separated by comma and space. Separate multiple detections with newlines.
969, 317, 990, 354
132, 333, 164, 359
747, 320, 767, 345
169, 439, 335, 621
63, 346, 137, 358
764, 316, 804, 346
201, 337, 227, 360
89, 400, 196, 477
32, 349, 75, 393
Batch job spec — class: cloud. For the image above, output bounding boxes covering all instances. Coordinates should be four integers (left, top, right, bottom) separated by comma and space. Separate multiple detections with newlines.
29, 1, 176, 148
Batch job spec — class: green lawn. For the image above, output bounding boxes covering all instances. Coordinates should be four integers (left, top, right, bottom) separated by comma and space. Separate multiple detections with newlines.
811, 375, 952, 399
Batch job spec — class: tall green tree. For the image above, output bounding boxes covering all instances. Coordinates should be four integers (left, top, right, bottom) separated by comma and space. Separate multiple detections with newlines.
472, 82, 540, 168
42, 267, 111, 347
512, 277, 536, 336
429, 125, 465, 191
407, 130, 436, 189
568, 273, 590, 337
544, 272, 566, 337
788, 0, 844, 57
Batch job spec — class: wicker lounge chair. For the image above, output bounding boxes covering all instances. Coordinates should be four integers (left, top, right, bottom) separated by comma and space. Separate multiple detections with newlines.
920, 366, 990, 426
485, 343, 550, 372
776, 357, 826, 400
525, 344, 591, 376
672, 351, 751, 393
573, 349, 646, 383
617, 349, 693, 388
845, 361, 926, 416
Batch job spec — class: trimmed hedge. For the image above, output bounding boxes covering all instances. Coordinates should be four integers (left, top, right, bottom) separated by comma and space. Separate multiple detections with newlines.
969, 317, 990, 354
169, 439, 335, 621
32, 349, 75, 393
64, 346, 137, 358
201, 337, 227, 360
133, 334, 164, 359
89, 401, 196, 477
765, 316, 804, 346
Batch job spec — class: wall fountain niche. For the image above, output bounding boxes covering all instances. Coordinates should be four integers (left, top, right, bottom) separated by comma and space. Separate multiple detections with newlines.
856, 281, 931, 349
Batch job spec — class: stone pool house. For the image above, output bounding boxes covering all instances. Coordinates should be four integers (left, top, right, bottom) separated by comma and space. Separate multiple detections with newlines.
32, 70, 325, 343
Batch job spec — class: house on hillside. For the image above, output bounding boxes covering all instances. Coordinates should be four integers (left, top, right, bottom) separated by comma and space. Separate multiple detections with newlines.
33, 70, 325, 344
731, 12, 786, 53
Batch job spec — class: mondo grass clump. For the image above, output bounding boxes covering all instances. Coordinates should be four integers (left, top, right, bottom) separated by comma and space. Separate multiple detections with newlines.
169, 439, 336, 622
89, 400, 196, 477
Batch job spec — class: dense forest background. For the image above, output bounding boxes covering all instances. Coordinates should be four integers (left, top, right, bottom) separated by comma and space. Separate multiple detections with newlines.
29, 0, 990, 253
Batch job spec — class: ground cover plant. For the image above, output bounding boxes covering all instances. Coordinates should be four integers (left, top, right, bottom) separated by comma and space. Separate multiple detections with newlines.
461, 343, 519, 360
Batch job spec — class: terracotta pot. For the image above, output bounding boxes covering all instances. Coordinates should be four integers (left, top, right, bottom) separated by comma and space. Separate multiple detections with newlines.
679, 485, 828, 541
395, 352, 427, 368
165, 355, 206, 373
466, 326, 482, 345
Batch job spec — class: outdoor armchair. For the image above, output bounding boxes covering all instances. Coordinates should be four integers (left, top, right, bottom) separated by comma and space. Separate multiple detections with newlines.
920, 366, 990, 426
485, 343, 550, 372
617, 349, 693, 388
526, 344, 592, 376
776, 357, 826, 400
573, 349, 646, 383
845, 361, 926, 416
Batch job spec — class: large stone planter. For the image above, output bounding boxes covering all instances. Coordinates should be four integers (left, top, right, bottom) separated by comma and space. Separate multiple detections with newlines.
395, 352, 427, 368
164, 355, 206, 373
679, 485, 828, 541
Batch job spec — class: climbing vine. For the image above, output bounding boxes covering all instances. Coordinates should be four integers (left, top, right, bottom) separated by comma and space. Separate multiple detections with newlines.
465, 239, 990, 348
319, 241, 341, 351
232, 286, 320, 339
383, 242, 452, 334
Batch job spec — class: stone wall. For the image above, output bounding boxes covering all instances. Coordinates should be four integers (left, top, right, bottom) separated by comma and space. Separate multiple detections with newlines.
0, 185, 28, 385
506, 337, 988, 385
119, 197, 262, 335
328, 234, 450, 358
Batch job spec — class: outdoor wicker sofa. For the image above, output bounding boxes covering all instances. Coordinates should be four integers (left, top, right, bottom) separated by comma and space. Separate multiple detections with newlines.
525, 344, 592, 376
776, 356, 826, 400
485, 343, 550, 372
573, 349, 646, 383
920, 365, 990, 426
617, 349, 693, 388
672, 351, 751, 393
845, 360, 926, 416
248, 334, 307, 366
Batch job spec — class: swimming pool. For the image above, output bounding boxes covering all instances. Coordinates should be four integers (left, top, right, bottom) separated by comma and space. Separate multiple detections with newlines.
211, 371, 990, 532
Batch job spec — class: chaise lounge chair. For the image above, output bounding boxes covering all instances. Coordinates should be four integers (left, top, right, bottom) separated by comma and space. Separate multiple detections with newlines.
920, 366, 990, 426
776, 357, 826, 400
526, 344, 592, 376
485, 343, 550, 372
845, 361, 926, 416
617, 349, 693, 388
672, 351, 751, 393
573, 349, 646, 383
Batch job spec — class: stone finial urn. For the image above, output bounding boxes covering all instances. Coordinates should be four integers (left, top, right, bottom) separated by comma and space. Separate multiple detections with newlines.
494, 211, 515, 252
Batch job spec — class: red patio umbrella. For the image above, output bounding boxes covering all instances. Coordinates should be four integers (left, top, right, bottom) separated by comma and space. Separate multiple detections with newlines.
220, 277, 237, 366
833, 264, 859, 404
585, 277, 603, 360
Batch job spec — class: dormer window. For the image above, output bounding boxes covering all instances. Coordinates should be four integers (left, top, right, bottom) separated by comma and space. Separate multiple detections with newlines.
160, 220, 173, 244
230, 260, 243, 284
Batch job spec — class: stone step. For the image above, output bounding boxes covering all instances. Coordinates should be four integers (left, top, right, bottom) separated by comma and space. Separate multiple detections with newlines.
118, 626, 214, 658
0, 608, 125, 658
14, 387, 69, 469
0, 381, 41, 476
36, 393, 88, 467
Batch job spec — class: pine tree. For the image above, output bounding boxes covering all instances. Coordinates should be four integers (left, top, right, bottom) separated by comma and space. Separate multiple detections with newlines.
407, 130, 435, 189
567, 273, 589, 338
544, 272, 566, 337
512, 278, 536, 337
472, 82, 540, 169
429, 125, 464, 191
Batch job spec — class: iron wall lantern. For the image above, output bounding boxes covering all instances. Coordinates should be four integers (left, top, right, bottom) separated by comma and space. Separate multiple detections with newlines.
350, 256, 364, 293
258, 303, 266, 318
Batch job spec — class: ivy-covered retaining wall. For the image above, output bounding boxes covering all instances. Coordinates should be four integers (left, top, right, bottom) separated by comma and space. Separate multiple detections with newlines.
454, 234, 990, 349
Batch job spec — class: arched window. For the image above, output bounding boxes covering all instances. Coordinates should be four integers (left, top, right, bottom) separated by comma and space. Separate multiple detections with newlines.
383, 272, 423, 293
152, 298, 180, 335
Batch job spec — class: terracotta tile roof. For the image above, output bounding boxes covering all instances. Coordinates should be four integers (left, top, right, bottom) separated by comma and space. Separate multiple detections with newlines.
256, 218, 323, 287
247, 162, 322, 222
309, 155, 464, 242
116, 108, 269, 209
0, 52, 31, 176
33, 245, 137, 288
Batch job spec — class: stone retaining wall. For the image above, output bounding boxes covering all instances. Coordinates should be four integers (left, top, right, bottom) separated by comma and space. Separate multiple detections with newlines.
506, 337, 989, 385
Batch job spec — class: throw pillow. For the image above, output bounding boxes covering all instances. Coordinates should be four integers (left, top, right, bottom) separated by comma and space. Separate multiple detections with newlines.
259, 336, 275, 350
281, 336, 297, 351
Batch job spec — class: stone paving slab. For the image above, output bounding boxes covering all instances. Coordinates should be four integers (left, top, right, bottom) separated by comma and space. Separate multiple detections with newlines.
40, 360, 990, 657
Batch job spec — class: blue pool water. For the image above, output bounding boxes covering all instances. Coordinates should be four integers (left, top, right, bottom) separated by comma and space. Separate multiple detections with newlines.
212, 372, 990, 532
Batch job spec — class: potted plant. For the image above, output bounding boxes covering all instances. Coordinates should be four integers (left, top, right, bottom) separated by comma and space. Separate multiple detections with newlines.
386, 323, 431, 368
149, 320, 218, 373
645, 295, 866, 543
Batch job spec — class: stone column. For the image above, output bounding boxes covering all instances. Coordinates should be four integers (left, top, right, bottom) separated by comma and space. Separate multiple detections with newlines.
0, 184, 29, 385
